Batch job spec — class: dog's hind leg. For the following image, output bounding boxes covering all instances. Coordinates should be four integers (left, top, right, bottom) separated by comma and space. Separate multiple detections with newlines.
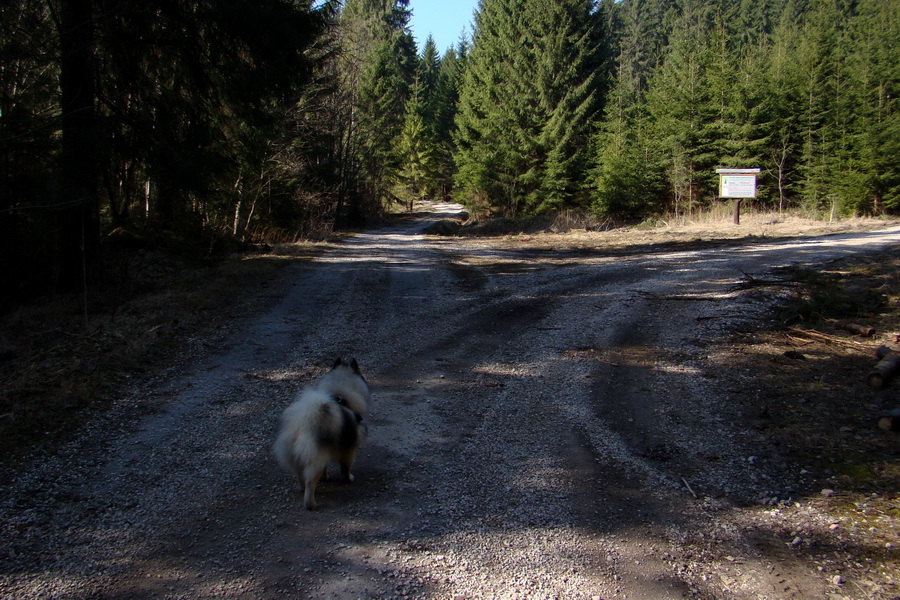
303, 465, 328, 510
292, 468, 305, 493
339, 449, 357, 483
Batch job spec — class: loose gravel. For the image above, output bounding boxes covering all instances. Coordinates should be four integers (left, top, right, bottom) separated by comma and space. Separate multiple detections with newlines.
2, 203, 899, 600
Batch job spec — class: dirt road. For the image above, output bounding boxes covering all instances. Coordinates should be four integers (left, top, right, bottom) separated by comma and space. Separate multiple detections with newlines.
3, 202, 899, 599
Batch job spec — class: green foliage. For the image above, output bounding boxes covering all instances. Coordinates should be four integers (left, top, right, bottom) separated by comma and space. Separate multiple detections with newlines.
431, 41, 468, 198
453, 0, 606, 216
845, 0, 900, 213
395, 77, 437, 208
643, 0, 722, 215
591, 149, 665, 220
592, 0, 899, 218
338, 0, 416, 220
2, 0, 899, 304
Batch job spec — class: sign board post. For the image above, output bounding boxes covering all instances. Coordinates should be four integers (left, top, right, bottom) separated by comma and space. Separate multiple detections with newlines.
716, 168, 761, 225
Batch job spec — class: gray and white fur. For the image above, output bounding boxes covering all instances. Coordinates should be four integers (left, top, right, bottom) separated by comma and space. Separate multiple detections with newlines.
273, 358, 370, 510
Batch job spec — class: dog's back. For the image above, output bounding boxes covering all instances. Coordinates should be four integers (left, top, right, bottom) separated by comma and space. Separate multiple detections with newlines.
274, 358, 370, 510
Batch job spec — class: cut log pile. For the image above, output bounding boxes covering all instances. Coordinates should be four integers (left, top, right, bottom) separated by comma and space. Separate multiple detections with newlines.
787, 320, 898, 389
868, 345, 900, 432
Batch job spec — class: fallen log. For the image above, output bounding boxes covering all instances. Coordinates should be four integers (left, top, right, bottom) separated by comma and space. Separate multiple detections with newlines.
868, 346, 900, 388
786, 327, 867, 348
735, 270, 805, 289
835, 320, 875, 337
878, 409, 900, 432
876, 345, 896, 360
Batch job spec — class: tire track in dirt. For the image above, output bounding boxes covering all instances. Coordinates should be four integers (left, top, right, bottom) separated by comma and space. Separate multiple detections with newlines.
2, 204, 898, 600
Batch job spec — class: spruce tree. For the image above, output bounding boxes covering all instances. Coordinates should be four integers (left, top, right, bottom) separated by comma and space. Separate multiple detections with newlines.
788, 0, 845, 213
590, 0, 673, 219
754, 5, 806, 211
396, 77, 437, 209
398, 35, 445, 201
418, 36, 442, 138
845, 0, 900, 212
338, 0, 416, 219
432, 40, 468, 199
643, 0, 719, 217
454, 0, 605, 216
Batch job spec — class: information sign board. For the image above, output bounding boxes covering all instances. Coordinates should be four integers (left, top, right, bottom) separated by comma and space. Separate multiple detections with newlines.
720, 175, 757, 198
716, 168, 761, 199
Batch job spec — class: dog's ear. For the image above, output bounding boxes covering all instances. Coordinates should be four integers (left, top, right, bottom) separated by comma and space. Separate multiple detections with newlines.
332, 357, 362, 376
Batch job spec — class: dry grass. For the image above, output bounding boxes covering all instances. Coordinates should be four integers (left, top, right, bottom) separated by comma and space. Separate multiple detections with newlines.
471, 207, 898, 252
0, 242, 327, 466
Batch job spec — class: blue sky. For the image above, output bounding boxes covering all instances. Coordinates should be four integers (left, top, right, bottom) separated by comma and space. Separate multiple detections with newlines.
407, 0, 479, 54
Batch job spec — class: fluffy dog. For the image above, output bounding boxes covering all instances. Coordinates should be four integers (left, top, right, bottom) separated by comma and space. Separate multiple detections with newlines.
273, 358, 371, 510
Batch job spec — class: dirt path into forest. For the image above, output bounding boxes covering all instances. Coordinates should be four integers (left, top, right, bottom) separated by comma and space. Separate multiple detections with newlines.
3, 202, 900, 600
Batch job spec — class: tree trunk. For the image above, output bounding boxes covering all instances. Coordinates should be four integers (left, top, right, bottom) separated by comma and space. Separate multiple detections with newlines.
58, 0, 100, 293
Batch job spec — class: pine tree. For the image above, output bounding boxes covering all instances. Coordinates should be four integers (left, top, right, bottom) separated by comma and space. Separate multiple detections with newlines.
845, 0, 900, 212
590, 0, 674, 219
530, 0, 607, 210
418, 36, 442, 138
454, 0, 530, 216
613, 0, 676, 102
770, 0, 855, 215
590, 70, 666, 219
754, 5, 806, 211
431, 40, 468, 199
396, 35, 446, 201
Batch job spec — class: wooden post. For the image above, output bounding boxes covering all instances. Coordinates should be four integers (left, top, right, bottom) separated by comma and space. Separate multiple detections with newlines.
733, 199, 742, 225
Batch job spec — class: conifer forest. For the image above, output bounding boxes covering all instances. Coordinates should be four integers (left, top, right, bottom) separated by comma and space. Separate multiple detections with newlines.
1, 0, 898, 303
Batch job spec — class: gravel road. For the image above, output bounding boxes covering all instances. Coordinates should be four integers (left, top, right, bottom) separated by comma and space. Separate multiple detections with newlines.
3, 202, 899, 600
